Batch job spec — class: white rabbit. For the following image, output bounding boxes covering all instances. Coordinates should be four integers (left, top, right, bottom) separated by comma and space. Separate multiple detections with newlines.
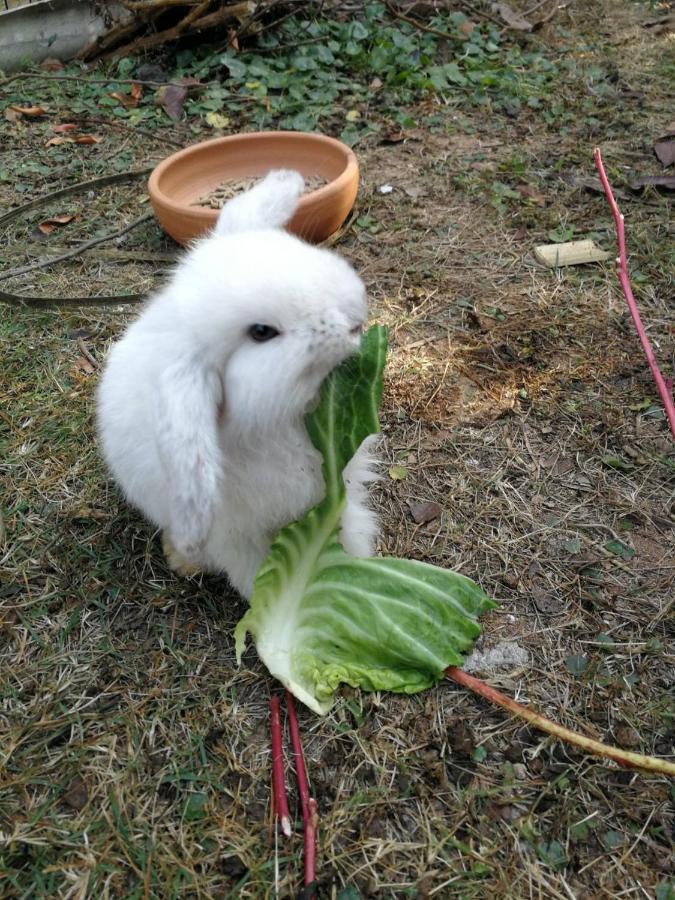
96, 170, 378, 597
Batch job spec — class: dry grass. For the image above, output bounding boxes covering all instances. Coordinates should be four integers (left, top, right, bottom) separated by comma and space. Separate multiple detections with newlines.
1, 1, 674, 897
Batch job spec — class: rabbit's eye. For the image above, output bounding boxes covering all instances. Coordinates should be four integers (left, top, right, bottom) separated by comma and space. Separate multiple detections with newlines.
248, 324, 280, 343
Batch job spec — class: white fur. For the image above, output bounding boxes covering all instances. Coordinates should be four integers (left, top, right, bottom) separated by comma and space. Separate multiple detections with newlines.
96, 170, 378, 597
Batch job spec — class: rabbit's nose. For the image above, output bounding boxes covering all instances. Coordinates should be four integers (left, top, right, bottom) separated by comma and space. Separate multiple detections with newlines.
349, 323, 364, 336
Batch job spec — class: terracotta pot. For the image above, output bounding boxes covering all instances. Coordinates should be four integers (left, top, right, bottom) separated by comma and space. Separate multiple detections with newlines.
147, 131, 359, 246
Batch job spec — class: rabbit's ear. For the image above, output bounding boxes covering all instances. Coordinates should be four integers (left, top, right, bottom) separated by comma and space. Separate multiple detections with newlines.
156, 358, 223, 554
213, 169, 304, 235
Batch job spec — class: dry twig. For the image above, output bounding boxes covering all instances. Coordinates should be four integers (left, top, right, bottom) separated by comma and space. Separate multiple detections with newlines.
270, 695, 291, 837
286, 692, 318, 890
446, 668, 675, 776
0, 214, 154, 283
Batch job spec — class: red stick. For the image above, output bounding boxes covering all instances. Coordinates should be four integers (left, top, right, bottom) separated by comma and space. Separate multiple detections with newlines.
286, 690, 318, 888
270, 695, 292, 837
446, 667, 675, 776
286, 691, 310, 820
593, 148, 675, 439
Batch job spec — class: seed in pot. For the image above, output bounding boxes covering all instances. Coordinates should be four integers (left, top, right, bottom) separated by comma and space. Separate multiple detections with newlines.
193, 174, 328, 209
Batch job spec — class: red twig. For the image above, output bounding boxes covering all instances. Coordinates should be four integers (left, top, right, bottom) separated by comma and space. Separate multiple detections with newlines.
270, 695, 291, 837
446, 667, 675, 776
593, 148, 675, 439
286, 691, 318, 889
286, 691, 310, 819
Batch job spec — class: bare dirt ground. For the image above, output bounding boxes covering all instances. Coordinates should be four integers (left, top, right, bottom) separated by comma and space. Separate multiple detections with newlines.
0, 1, 673, 897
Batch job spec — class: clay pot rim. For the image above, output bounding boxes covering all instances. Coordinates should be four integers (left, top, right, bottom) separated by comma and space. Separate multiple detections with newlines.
147, 130, 359, 224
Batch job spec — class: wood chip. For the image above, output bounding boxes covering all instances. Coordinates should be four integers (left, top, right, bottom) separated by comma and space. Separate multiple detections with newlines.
534, 239, 612, 268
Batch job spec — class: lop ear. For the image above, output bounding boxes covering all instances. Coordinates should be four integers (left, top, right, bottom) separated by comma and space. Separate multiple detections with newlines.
213, 169, 304, 235
155, 357, 224, 555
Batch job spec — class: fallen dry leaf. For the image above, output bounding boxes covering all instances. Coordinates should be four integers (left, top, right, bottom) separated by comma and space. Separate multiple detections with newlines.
382, 129, 406, 143
458, 19, 476, 39
9, 104, 48, 117
516, 184, 546, 206
62, 776, 89, 810
46, 134, 102, 147
653, 134, 675, 168
108, 83, 142, 108
71, 357, 96, 376
71, 507, 107, 521
4, 108, 21, 124
37, 215, 75, 234
154, 84, 187, 121
52, 123, 77, 134
205, 111, 230, 129
408, 500, 441, 525
491, 2, 532, 31
40, 57, 64, 72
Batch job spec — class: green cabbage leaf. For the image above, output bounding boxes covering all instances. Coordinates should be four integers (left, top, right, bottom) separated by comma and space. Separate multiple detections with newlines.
234, 325, 495, 714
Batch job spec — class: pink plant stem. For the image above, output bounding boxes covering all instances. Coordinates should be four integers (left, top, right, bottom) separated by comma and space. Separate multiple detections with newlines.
446, 667, 675, 776
593, 148, 675, 439
270, 695, 292, 837
286, 690, 318, 888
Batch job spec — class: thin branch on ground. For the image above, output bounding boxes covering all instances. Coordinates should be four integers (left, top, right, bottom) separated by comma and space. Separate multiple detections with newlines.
455, 0, 504, 28
384, 1, 456, 38
593, 147, 675, 439
286, 691, 318, 890
67, 117, 184, 148
0, 169, 153, 230
76, 337, 100, 369
446, 667, 675, 776
0, 286, 146, 307
270, 695, 292, 837
0, 214, 154, 282
0, 72, 218, 89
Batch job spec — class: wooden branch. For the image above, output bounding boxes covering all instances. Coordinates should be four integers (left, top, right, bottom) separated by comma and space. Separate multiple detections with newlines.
78, 10, 158, 60
384, 1, 455, 38
0, 214, 154, 283
0, 169, 154, 230
120, 0, 206, 10
0, 72, 215, 89
105, 1, 255, 58
446, 667, 675, 776
0, 287, 146, 307
178, 0, 214, 33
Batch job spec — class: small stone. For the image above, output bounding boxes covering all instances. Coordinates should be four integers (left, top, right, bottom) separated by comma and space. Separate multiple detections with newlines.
408, 500, 441, 524
513, 763, 528, 780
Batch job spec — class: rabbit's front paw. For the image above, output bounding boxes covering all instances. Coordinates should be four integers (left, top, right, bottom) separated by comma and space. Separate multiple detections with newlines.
161, 531, 202, 578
